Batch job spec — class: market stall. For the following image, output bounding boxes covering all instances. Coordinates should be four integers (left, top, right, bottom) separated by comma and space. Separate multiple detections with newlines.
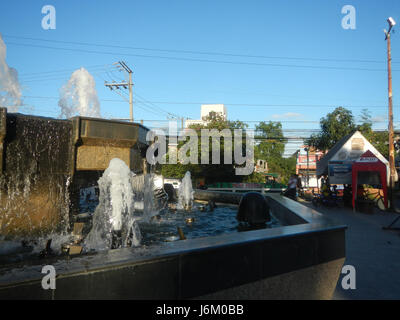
352, 150, 388, 210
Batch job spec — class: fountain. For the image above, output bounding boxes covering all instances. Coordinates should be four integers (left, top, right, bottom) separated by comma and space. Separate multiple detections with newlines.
177, 171, 194, 211
0, 110, 347, 299
58, 67, 101, 119
0, 34, 22, 113
84, 158, 141, 251
0, 108, 149, 239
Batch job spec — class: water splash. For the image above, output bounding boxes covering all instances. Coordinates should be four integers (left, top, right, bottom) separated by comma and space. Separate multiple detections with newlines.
131, 173, 167, 221
58, 67, 100, 118
84, 158, 141, 251
0, 34, 22, 112
177, 171, 194, 211
0, 117, 72, 238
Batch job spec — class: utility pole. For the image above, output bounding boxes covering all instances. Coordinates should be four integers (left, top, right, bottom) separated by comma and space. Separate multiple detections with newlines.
385, 17, 397, 209
105, 61, 134, 122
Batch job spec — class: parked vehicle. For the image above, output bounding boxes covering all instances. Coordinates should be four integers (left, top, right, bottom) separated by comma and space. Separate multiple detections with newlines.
312, 191, 341, 207
163, 178, 181, 189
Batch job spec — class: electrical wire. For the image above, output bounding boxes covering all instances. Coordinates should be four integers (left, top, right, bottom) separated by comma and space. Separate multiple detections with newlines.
5, 41, 397, 72
3, 34, 396, 65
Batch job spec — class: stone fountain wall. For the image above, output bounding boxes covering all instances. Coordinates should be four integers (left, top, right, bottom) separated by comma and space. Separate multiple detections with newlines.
0, 108, 149, 238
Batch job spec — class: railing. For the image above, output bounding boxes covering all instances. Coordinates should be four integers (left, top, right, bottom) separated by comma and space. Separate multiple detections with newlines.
206, 187, 286, 194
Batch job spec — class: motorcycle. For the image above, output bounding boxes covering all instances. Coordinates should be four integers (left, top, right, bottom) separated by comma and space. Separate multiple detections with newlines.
312, 191, 340, 207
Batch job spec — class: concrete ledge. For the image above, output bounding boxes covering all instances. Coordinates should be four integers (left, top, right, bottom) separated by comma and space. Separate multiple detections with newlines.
198, 258, 346, 300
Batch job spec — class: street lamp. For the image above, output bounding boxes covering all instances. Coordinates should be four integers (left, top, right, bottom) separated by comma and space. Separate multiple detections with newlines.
385, 17, 396, 209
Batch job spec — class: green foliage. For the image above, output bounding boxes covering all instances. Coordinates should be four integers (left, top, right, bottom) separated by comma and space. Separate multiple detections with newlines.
267, 156, 297, 185
160, 114, 296, 185
355, 109, 389, 159
160, 113, 249, 184
254, 121, 286, 160
306, 107, 356, 151
242, 172, 266, 183
253, 121, 295, 184
160, 163, 200, 179
306, 107, 391, 160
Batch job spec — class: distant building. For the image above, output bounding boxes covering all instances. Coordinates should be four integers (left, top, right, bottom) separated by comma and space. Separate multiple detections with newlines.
185, 104, 227, 128
296, 146, 324, 189
254, 159, 268, 173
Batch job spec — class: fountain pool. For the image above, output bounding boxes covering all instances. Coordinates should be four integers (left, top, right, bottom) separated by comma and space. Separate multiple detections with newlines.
0, 110, 347, 300
139, 203, 281, 246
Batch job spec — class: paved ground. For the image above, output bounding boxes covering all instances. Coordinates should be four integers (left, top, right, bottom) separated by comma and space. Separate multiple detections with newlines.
299, 198, 400, 300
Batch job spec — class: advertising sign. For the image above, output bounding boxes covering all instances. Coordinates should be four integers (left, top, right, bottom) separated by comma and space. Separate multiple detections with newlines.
328, 160, 353, 184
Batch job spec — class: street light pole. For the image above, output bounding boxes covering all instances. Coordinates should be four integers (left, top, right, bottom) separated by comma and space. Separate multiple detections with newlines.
385, 17, 396, 209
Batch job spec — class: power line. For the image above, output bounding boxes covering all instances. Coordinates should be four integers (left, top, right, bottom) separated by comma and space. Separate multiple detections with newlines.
20, 66, 112, 81
19, 96, 400, 123
134, 92, 185, 119
5, 41, 398, 72
20, 69, 113, 83
3, 34, 397, 65
19, 64, 113, 78
96, 99, 397, 109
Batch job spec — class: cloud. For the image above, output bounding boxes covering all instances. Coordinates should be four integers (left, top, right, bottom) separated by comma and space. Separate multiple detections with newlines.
271, 112, 303, 119
371, 115, 387, 122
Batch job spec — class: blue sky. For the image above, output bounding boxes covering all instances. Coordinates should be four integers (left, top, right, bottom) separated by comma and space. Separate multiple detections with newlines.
0, 0, 399, 155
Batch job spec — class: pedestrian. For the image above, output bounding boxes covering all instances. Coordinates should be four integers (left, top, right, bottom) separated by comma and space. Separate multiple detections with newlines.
297, 174, 303, 195
284, 174, 298, 200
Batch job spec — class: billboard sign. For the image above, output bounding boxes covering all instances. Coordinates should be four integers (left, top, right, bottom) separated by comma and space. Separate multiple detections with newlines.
328, 160, 353, 184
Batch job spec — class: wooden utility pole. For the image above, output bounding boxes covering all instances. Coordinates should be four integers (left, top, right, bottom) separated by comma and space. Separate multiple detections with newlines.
105, 61, 134, 122
385, 18, 397, 209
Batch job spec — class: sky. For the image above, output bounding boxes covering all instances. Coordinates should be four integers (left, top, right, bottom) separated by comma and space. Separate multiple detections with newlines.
0, 0, 399, 156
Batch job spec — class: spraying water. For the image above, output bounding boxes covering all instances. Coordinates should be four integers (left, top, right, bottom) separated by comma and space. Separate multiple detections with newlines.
131, 173, 167, 221
58, 67, 101, 118
0, 34, 22, 112
177, 171, 194, 211
84, 158, 141, 251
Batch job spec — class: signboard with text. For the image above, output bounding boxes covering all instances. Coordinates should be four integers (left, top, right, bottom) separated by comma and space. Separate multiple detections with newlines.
328, 160, 353, 184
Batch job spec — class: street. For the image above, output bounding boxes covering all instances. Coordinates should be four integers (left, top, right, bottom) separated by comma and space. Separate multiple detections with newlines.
299, 198, 400, 299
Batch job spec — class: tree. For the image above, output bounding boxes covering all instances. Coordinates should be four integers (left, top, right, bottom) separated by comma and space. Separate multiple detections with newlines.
161, 116, 296, 185
267, 156, 297, 185
356, 109, 389, 159
254, 121, 286, 160
306, 107, 356, 151
160, 113, 249, 184
307, 107, 390, 159
253, 121, 295, 184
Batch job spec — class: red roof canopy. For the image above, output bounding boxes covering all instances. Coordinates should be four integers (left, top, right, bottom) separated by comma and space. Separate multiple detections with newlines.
352, 150, 388, 209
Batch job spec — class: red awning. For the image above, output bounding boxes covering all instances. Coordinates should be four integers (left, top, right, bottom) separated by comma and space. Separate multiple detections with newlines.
352, 150, 388, 209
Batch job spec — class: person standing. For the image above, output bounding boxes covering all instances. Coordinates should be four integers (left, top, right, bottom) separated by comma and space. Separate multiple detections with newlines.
297, 174, 303, 197
284, 174, 298, 200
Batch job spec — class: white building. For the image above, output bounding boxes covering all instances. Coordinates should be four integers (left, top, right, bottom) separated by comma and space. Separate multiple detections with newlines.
185, 104, 227, 128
